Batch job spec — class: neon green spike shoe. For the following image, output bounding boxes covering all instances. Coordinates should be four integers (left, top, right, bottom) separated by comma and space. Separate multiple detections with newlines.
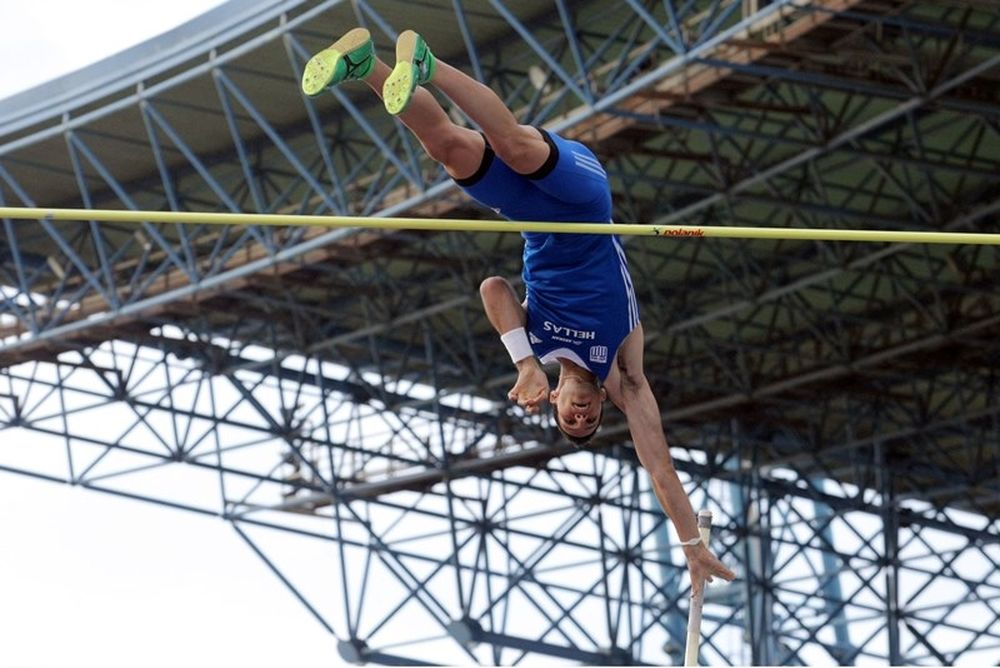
301, 27, 375, 97
383, 30, 437, 115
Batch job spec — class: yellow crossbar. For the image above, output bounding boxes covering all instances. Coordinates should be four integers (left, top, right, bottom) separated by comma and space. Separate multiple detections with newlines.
1, 207, 997, 245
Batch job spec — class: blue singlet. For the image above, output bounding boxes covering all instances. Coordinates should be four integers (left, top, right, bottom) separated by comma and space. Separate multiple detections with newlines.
454, 129, 639, 381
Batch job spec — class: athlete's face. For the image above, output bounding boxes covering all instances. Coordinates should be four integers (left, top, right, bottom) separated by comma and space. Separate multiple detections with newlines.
551, 379, 606, 439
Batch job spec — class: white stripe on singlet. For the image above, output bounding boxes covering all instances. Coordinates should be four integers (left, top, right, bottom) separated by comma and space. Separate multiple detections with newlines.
572, 151, 607, 176
573, 151, 605, 170
573, 159, 608, 179
612, 235, 639, 329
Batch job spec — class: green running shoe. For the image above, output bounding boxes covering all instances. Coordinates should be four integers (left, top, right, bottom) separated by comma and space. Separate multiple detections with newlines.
301, 27, 375, 97
383, 30, 437, 115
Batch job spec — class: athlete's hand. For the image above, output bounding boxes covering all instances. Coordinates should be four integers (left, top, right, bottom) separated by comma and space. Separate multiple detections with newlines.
508, 363, 549, 415
683, 543, 736, 598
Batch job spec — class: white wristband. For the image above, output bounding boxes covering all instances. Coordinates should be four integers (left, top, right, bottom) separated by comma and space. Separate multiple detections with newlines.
500, 327, 534, 364
679, 536, 703, 547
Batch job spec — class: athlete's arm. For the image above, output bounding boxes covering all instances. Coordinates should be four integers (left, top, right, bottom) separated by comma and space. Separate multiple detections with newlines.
606, 324, 736, 595
479, 276, 549, 414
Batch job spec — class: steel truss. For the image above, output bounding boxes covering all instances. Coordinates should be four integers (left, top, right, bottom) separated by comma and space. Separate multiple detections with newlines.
1, 0, 998, 664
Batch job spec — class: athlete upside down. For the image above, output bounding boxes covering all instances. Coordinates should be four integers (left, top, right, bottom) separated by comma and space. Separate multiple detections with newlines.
302, 26, 736, 595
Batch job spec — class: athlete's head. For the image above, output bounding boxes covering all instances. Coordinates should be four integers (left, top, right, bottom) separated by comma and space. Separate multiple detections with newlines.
550, 373, 606, 445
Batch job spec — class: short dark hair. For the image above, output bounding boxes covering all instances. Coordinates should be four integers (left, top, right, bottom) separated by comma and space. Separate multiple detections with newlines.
555, 401, 604, 448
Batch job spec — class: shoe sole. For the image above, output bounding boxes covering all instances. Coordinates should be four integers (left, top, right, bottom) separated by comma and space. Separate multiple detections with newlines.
383, 30, 420, 115
301, 27, 371, 97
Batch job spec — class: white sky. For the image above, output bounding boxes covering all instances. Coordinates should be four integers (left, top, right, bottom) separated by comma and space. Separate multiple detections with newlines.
0, 2, 216, 100
0, 2, 336, 665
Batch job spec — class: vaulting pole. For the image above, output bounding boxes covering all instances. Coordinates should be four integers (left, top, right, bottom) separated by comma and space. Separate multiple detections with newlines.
684, 509, 715, 666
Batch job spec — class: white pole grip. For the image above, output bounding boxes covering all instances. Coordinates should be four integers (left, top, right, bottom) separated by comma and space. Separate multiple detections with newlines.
683, 510, 713, 666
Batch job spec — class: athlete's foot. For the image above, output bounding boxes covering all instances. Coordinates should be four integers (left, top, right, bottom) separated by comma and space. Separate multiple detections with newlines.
383, 30, 436, 115
301, 27, 375, 96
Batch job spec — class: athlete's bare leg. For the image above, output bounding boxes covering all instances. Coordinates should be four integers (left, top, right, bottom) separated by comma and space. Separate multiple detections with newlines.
430, 61, 550, 175
382, 30, 550, 174
303, 28, 547, 178
366, 59, 486, 181
300, 29, 485, 180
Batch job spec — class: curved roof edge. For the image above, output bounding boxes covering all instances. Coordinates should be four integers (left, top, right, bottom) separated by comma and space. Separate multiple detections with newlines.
0, 0, 307, 136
